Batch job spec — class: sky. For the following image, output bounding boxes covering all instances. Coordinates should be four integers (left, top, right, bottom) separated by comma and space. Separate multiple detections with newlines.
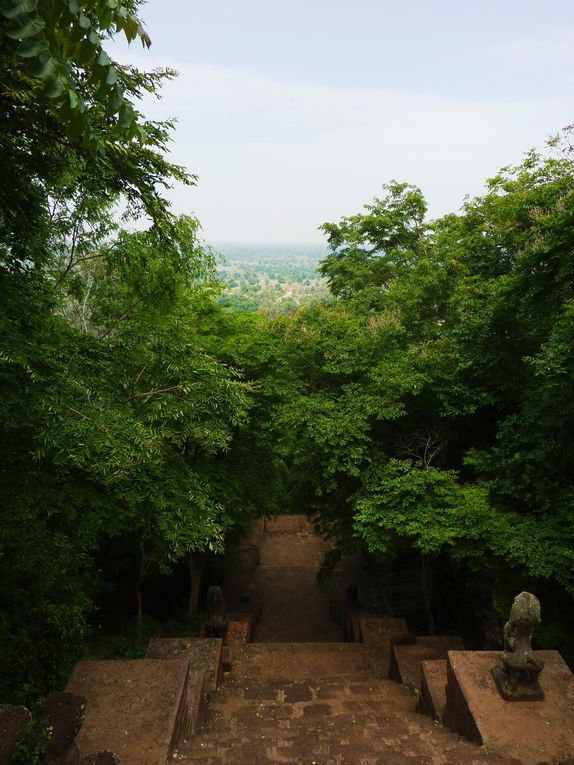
113, 1, 574, 243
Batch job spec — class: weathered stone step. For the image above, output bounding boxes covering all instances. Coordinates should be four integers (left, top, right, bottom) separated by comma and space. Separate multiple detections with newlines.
203, 678, 415, 724
184, 722, 422, 764
178, 670, 519, 765
185, 750, 433, 765
182, 710, 517, 765
228, 642, 375, 682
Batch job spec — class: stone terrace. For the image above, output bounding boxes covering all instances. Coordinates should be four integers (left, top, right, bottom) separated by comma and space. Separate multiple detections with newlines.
173, 516, 521, 765
41, 515, 573, 765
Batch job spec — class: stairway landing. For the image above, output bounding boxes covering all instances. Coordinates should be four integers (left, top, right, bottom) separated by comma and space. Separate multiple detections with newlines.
174, 642, 516, 765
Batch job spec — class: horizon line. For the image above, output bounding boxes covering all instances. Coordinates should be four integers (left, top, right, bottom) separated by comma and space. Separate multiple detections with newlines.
209, 240, 328, 246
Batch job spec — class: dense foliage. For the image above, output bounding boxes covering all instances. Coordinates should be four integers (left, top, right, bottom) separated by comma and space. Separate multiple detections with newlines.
257, 154, 574, 638
0, 1, 272, 703
2, 2, 574, 705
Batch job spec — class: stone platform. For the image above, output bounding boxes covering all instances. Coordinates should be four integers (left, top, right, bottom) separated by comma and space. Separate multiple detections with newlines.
66, 658, 198, 765
146, 637, 223, 690
345, 609, 389, 642
389, 635, 464, 689
445, 650, 574, 765
357, 615, 408, 646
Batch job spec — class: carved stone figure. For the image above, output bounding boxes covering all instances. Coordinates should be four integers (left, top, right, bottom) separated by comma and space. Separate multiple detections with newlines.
204, 585, 229, 639
492, 591, 545, 701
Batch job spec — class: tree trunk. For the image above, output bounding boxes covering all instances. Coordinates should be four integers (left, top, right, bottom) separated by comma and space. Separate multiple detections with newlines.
373, 566, 394, 616
136, 539, 147, 637
421, 555, 435, 635
187, 552, 204, 619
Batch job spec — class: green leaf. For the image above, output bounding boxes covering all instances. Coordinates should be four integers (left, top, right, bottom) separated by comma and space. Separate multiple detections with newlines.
29, 54, 55, 79
64, 107, 88, 139
68, 88, 80, 109
107, 85, 124, 112
122, 15, 138, 42
15, 33, 47, 57
5, 13, 45, 39
67, 18, 85, 44
0, 0, 37, 19
44, 74, 65, 98
96, 49, 111, 67
76, 38, 95, 65
118, 102, 133, 128
105, 65, 118, 85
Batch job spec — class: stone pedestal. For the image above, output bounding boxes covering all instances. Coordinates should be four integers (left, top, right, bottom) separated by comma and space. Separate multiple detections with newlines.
225, 614, 253, 645
445, 650, 574, 765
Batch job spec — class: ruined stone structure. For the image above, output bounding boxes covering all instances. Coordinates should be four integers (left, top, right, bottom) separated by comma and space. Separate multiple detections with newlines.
6, 517, 574, 765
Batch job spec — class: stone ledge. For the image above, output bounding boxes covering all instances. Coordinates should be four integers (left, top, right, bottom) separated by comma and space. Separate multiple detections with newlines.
445, 649, 574, 765
66, 659, 189, 765
146, 637, 223, 690
389, 635, 464, 689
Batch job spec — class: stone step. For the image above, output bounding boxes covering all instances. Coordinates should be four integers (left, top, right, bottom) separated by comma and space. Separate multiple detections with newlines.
177, 679, 517, 764
227, 642, 376, 682
204, 678, 414, 717
203, 698, 406, 726
171, 519, 527, 765
180, 707, 517, 764
389, 635, 464, 691
185, 748, 434, 765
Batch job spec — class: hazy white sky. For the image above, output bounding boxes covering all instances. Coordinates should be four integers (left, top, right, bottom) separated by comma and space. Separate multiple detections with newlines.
116, 1, 574, 243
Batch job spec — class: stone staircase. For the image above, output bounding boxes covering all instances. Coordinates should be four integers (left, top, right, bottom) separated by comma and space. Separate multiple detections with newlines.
174, 642, 515, 765
50, 516, 572, 765
169, 517, 523, 764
